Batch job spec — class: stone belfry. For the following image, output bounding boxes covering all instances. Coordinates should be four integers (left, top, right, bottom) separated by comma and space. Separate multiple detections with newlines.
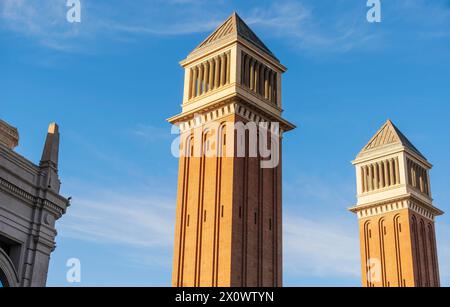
168, 12, 295, 287
349, 120, 443, 287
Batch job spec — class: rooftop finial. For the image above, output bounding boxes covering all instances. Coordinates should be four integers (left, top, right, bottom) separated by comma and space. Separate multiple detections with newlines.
40, 122, 61, 192
40, 122, 60, 168
48, 122, 59, 134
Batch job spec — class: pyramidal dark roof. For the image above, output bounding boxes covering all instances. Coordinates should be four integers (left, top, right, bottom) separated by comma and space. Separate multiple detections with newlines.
193, 12, 278, 60
358, 120, 426, 159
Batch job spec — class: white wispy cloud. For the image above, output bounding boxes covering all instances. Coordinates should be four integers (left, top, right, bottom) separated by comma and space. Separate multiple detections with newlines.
0, 0, 450, 53
58, 169, 449, 285
60, 186, 361, 283
0, 0, 222, 51
2, 0, 449, 54
284, 214, 360, 279
243, 1, 381, 53
283, 172, 361, 282
0, 0, 378, 54
59, 190, 175, 248
131, 124, 173, 143
0, 0, 83, 51
109, 19, 221, 36
59, 166, 362, 284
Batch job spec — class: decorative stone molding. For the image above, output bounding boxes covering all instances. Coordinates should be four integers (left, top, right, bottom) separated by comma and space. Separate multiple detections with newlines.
350, 197, 439, 221
0, 176, 65, 216
0, 177, 35, 203
178, 101, 283, 136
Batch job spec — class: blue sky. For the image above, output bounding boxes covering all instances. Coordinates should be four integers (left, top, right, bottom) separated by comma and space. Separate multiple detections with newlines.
1, 0, 450, 287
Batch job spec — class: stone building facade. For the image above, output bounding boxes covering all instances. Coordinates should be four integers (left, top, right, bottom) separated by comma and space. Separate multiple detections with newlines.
169, 13, 295, 287
0, 119, 69, 287
350, 120, 443, 287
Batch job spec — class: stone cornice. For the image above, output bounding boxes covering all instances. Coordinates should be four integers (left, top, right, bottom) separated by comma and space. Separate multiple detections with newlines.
170, 99, 293, 136
169, 97, 294, 133
349, 194, 443, 220
0, 176, 67, 217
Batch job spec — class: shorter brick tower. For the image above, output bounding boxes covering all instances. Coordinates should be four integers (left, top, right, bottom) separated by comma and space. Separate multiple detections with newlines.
350, 120, 443, 287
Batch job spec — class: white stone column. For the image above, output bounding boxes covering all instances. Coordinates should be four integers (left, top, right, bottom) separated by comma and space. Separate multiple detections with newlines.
384, 160, 390, 186
254, 62, 260, 93
361, 166, 367, 193
389, 159, 395, 186
374, 163, 379, 190
396, 157, 401, 185
202, 62, 208, 94
264, 68, 269, 99
208, 59, 214, 92
192, 66, 199, 98
214, 56, 220, 89
276, 70, 282, 107
226, 51, 231, 84
259, 64, 265, 95
249, 59, 255, 91
186, 68, 193, 101
378, 162, 384, 188
268, 70, 273, 101
220, 54, 226, 86
426, 169, 432, 197
243, 54, 250, 87
198, 64, 203, 95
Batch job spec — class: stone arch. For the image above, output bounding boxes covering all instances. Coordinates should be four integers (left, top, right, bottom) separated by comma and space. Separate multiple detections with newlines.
0, 248, 19, 287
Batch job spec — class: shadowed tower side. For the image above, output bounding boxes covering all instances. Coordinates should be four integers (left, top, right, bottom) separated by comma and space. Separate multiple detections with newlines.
168, 13, 295, 287
349, 120, 443, 287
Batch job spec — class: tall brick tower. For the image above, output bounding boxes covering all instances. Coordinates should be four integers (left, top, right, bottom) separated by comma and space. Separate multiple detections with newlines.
168, 13, 295, 287
350, 120, 443, 287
